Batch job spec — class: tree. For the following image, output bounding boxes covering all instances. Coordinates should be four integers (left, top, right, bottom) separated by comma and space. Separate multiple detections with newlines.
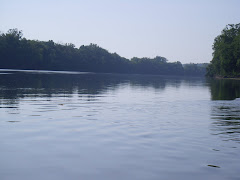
207, 23, 240, 77
0, 28, 203, 76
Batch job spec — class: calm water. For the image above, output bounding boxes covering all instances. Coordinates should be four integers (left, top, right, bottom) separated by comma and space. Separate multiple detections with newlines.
0, 69, 240, 180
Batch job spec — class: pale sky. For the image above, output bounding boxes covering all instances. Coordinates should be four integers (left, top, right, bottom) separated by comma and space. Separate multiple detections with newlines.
0, 0, 240, 63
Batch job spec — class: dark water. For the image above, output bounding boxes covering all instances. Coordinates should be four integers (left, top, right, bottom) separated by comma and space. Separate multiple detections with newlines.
0, 69, 240, 180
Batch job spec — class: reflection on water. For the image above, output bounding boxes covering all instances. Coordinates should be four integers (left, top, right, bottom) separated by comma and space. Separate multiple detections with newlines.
206, 78, 240, 143
211, 99, 240, 143
0, 69, 240, 180
208, 78, 240, 100
0, 70, 185, 104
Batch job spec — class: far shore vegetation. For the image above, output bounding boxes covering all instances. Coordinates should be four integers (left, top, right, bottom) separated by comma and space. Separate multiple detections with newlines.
1, 24, 239, 78
0, 29, 207, 76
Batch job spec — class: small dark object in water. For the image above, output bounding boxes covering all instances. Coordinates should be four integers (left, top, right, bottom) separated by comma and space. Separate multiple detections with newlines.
207, 164, 220, 168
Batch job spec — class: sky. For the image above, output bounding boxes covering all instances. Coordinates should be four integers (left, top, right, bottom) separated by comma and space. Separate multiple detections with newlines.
0, 0, 240, 63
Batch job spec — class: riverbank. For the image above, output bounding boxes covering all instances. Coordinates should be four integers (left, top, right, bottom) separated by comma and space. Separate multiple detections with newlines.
215, 75, 240, 80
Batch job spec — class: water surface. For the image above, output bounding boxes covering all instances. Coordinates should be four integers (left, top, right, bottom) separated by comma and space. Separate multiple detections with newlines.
0, 70, 240, 180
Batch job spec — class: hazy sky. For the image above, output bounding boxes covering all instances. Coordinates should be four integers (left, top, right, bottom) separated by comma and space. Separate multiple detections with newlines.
1, 0, 240, 63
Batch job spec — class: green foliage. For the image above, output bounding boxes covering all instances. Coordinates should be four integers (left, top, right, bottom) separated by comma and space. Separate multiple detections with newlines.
0, 29, 204, 76
207, 23, 240, 77
184, 63, 208, 76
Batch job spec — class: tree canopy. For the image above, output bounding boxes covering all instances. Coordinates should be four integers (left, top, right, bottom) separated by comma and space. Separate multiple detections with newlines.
207, 23, 240, 77
0, 28, 206, 76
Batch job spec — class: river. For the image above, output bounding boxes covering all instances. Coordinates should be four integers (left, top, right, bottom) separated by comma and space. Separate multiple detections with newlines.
0, 69, 239, 180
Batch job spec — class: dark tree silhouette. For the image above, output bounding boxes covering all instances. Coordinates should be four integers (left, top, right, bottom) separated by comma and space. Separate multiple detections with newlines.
0, 29, 206, 76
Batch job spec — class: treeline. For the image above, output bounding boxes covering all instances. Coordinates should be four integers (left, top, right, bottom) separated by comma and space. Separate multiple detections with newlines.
0, 29, 206, 76
183, 63, 208, 76
207, 23, 240, 77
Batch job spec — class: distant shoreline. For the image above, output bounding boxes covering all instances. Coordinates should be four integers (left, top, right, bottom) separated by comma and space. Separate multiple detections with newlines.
0, 29, 207, 77
0, 68, 206, 78
215, 75, 240, 80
